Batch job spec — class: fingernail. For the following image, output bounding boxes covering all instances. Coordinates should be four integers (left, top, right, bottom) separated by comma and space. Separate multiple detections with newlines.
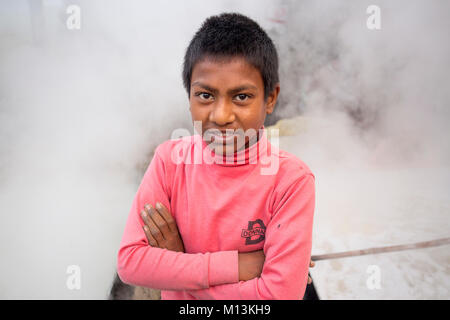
156, 202, 162, 209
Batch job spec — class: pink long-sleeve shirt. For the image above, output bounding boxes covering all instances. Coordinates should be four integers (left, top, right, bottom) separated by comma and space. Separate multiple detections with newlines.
117, 127, 315, 300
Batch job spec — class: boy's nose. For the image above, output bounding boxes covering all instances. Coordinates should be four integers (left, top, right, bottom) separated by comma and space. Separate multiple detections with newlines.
209, 100, 235, 126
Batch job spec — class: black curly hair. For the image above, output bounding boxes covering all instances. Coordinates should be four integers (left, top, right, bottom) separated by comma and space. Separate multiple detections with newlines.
182, 12, 279, 101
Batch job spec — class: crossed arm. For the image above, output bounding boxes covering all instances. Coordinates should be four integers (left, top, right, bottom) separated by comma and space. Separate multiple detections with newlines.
140, 202, 314, 285
117, 149, 315, 298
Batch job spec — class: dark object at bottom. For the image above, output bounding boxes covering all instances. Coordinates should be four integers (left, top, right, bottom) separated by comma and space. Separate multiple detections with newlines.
303, 280, 319, 300
109, 274, 135, 300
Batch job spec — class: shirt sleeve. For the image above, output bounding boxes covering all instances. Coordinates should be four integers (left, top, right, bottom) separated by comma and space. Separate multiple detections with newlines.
184, 173, 315, 299
117, 144, 239, 291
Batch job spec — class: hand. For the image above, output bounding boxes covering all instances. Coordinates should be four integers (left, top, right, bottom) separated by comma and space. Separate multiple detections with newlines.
238, 249, 265, 281
238, 251, 315, 283
307, 260, 315, 284
141, 202, 185, 253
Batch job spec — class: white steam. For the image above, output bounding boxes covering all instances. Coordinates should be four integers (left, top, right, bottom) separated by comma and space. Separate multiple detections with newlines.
270, 0, 450, 298
0, 0, 275, 299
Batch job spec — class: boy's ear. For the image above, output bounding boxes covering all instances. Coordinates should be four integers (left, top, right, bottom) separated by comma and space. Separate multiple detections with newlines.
265, 83, 280, 115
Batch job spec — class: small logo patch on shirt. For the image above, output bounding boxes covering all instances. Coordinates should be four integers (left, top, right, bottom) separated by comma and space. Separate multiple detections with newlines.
241, 219, 266, 245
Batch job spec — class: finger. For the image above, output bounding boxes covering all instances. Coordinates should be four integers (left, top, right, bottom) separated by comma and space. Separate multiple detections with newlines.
308, 276, 312, 284
310, 260, 315, 268
155, 202, 178, 232
142, 225, 158, 247
141, 209, 164, 244
146, 204, 171, 239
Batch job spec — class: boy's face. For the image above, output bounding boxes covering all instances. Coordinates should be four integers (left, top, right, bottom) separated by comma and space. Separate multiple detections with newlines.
189, 56, 280, 155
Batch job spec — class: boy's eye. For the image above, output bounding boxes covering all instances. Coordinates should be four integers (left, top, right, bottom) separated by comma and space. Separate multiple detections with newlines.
196, 92, 214, 101
234, 94, 251, 102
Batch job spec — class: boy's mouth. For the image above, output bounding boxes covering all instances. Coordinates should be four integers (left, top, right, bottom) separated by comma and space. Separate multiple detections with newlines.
204, 128, 244, 145
211, 132, 239, 144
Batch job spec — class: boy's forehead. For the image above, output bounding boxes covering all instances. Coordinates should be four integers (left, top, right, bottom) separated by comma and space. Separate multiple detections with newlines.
191, 56, 263, 89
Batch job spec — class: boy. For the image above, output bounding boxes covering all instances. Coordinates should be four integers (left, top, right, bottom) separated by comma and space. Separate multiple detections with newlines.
117, 12, 315, 300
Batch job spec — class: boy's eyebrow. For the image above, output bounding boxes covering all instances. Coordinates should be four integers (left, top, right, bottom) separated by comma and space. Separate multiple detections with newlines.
191, 82, 218, 94
191, 81, 258, 95
227, 84, 258, 95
